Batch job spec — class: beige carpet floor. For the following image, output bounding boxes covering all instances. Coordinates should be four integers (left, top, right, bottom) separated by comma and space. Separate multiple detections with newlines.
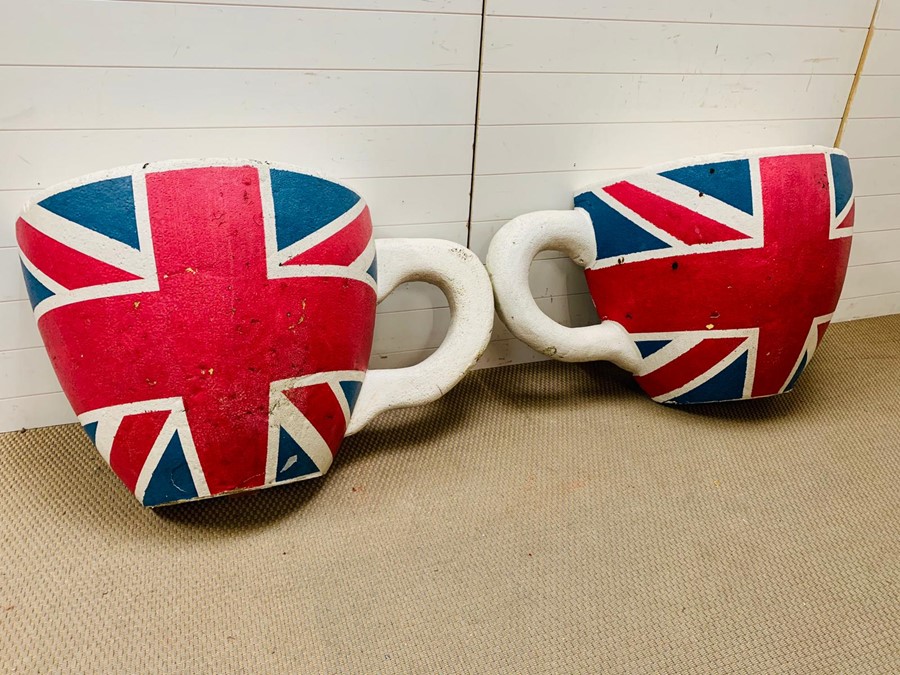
1, 316, 898, 673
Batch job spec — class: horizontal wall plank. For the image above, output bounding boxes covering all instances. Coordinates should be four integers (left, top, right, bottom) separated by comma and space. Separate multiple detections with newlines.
877, 0, 900, 29
0, 191, 31, 248
0, 393, 75, 433
0, 126, 473, 190
841, 261, 900, 298
834, 291, 900, 321
0, 249, 25, 302
471, 170, 620, 222
473, 337, 551, 370
477, 120, 839, 176
852, 157, 900, 196
350, 176, 473, 224
476, 119, 839, 175
0, 347, 59, 399
841, 118, 900, 158
0, 68, 477, 129
0, 2, 481, 70
478, 73, 853, 125
482, 18, 865, 74
848, 75, 900, 117
849, 230, 900, 265
864, 26, 900, 75
0, 301, 40, 352
373, 220, 469, 241
144, 0, 482, 12
854, 194, 900, 232
486, 0, 875, 27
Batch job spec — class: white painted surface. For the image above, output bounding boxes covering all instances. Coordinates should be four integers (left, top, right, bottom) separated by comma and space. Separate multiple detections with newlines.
482, 19, 865, 74
0, 0, 481, 431
0, 68, 477, 129
486, 1, 875, 27
0, 1, 481, 70
2, 0, 898, 431
144, 0, 483, 12
837, 4, 900, 320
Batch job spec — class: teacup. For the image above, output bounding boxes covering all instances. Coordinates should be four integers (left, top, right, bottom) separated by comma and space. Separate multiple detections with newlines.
18, 159, 494, 506
487, 146, 853, 404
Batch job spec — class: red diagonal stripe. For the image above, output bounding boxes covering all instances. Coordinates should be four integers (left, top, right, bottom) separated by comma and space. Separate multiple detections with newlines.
108, 410, 171, 492
283, 382, 346, 456
282, 206, 372, 267
836, 202, 855, 229
16, 218, 141, 289
603, 181, 752, 245
636, 337, 746, 399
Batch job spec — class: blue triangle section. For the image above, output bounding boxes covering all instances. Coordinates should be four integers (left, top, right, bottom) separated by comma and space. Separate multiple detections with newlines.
636, 340, 671, 359
20, 262, 55, 309
270, 170, 361, 251
366, 255, 378, 283
276, 427, 320, 482
574, 191, 673, 259
82, 421, 98, 446
660, 158, 753, 215
339, 380, 363, 414
784, 352, 809, 393
830, 154, 853, 216
669, 352, 749, 404
38, 177, 140, 249
141, 431, 199, 507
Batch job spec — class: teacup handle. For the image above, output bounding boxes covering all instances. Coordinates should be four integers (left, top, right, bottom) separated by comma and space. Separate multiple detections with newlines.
486, 209, 641, 370
346, 238, 494, 434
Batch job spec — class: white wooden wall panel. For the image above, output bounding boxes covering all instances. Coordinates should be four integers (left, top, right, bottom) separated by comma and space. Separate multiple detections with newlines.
878, 0, 900, 28
863, 23, 900, 74
855, 195, 900, 232
0, 0, 481, 431
147, 0, 482, 12
471, 0, 877, 370
486, 1, 875, 27
479, 73, 854, 126
483, 20, 865, 75
3, 0, 898, 432
0, 128, 471, 189
836, 2, 900, 321
0, 2, 480, 70
0, 68, 477, 129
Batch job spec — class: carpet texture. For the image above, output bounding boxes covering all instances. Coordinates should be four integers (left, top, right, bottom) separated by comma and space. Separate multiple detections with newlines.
1, 315, 898, 673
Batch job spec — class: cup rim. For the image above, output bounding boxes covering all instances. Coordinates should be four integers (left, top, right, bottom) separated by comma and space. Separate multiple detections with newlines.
575, 144, 848, 196
18, 158, 363, 219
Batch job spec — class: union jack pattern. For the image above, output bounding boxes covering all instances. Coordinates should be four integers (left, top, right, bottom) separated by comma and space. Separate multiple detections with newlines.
18, 161, 377, 505
577, 150, 853, 403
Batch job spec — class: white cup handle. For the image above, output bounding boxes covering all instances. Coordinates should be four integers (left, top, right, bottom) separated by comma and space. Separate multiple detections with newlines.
486, 209, 641, 370
346, 238, 494, 434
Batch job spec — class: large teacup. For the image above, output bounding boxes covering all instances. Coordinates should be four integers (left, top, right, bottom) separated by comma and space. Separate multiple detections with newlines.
487, 146, 854, 404
18, 159, 494, 506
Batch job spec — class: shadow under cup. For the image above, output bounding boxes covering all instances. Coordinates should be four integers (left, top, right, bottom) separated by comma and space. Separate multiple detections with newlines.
575, 147, 854, 404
